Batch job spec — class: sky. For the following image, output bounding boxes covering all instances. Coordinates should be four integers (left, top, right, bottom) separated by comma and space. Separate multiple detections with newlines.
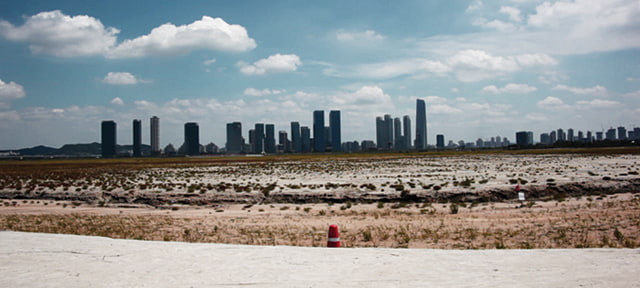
0, 0, 639, 150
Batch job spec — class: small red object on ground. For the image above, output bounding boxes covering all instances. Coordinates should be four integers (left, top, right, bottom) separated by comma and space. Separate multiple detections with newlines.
327, 224, 341, 247
515, 184, 521, 192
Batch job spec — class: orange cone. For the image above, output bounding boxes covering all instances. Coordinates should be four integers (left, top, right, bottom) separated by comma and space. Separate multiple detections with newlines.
327, 224, 341, 247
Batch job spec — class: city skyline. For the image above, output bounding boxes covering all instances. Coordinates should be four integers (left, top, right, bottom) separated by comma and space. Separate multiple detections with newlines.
0, 1, 639, 149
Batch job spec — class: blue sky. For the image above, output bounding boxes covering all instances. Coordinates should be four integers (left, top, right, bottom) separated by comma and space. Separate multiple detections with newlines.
0, 0, 639, 149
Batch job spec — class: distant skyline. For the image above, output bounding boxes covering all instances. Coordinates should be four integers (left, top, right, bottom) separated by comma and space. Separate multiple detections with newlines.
0, 0, 639, 149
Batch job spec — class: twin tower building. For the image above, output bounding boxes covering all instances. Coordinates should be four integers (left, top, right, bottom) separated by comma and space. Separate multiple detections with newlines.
101, 99, 427, 157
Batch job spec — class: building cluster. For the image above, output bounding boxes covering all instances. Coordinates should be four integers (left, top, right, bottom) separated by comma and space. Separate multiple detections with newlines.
99, 98, 637, 157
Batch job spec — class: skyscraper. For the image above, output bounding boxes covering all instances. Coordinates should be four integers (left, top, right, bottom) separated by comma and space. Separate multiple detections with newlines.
313, 110, 325, 152
132, 119, 141, 157
150, 116, 160, 155
394, 117, 402, 149
384, 114, 393, 150
291, 122, 301, 153
567, 128, 574, 142
101, 120, 116, 158
329, 110, 341, 152
436, 134, 445, 149
415, 99, 427, 150
265, 124, 276, 153
184, 122, 200, 156
254, 123, 264, 153
375, 116, 384, 149
403, 115, 411, 149
618, 126, 627, 140
301, 126, 311, 152
226, 122, 243, 153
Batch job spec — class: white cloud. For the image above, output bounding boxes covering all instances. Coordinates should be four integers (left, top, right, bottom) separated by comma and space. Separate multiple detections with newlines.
111, 97, 124, 105
500, 6, 522, 22
553, 84, 608, 95
447, 50, 556, 82
576, 99, 620, 109
203, 58, 217, 65
336, 30, 384, 42
537, 96, 570, 110
330, 86, 393, 111
243, 88, 285, 97
482, 83, 537, 94
623, 90, 640, 98
0, 79, 26, 101
237, 54, 301, 75
466, 0, 483, 12
106, 16, 255, 58
0, 10, 118, 57
429, 104, 463, 115
102, 72, 142, 85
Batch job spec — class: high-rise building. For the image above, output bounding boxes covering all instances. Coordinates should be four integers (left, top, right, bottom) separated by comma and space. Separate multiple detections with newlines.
415, 99, 427, 150
101, 120, 117, 158
540, 133, 551, 145
278, 131, 289, 152
567, 128, 574, 142
329, 110, 341, 152
132, 119, 141, 157
384, 114, 393, 150
184, 122, 200, 155
291, 122, 301, 153
248, 129, 255, 153
394, 117, 402, 149
375, 116, 384, 150
606, 128, 616, 140
586, 131, 593, 142
557, 128, 565, 142
436, 134, 445, 149
265, 124, 276, 153
634, 128, 640, 140
313, 110, 325, 152
596, 131, 604, 141
226, 122, 243, 153
403, 115, 412, 149
254, 123, 265, 153
618, 126, 627, 140
301, 126, 311, 152
150, 116, 160, 155
515, 131, 533, 146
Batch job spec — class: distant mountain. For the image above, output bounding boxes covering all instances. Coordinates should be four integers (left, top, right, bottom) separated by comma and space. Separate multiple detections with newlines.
1, 143, 152, 156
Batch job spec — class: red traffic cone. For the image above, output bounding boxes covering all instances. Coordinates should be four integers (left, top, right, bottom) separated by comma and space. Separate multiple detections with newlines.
327, 224, 341, 247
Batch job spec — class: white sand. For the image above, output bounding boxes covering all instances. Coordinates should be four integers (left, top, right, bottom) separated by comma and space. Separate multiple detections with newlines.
1, 231, 638, 287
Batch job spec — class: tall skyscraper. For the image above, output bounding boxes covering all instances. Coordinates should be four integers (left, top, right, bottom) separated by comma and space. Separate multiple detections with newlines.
265, 124, 276, 153
329, 110, 341, 152
415, 99, 427, 150
403, 115, 411, 150
254, 123, 264, 153
278, 131, 289, 152
384, 114, 393, 150
557, 128, 565, 141
132, 119, 141, 157
226, 122, 243, 153
248, 129, 255, 153
618, 126, 627, 140
567, 128, 574, 142
394, 117, 402, 149
184, 122, 200, 155
291, 122, 301, 153
313, 110, 325, 152
101, 120, 117, 158
301, 126, 311, 152
150, 116, 160, 155
515, 131, 533, 146
375, 116, 384, 149
436, 134, 445, 149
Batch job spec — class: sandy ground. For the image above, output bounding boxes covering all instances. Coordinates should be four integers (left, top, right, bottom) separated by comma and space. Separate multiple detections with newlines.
1, 231, 638, 288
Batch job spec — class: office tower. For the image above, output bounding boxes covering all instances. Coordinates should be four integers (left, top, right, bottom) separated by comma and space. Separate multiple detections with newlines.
384, 114, 393, 150
375, 116, 384, 149
567, 128, 574, 142
577, 131, 584, 141
254, 123, 265, 153
132, 119, 141, 157
150, 116, 160, 155
329, 110, 341, 152
394, 117, 402, 149
527, 132, 534, 145
586, 131, 593, 142
403, 115, 412, 149
101, 120, 117, 158
634, 128, 640, 140
549, 130, 557, 143
184, 122, 200, 155
516, 131, 533, 146
415, 99, 427, 149
301, 126, 311, 152
313, 110, 325, 152
476, 138, 484, 148
606, 128, 616, 140
248, 129, 255, 153
540, 133, 550, 145
278, 131, 289, 152
226, 122, 243, 153
618, 126, 627, 140
436, 134, 445, 149
291, 122, 301, 153
265, 124, 276, 153
557, 128, 565, 142
596, 131, 603, 141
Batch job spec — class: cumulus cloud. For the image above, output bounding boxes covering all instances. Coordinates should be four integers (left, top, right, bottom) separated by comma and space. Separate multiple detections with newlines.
429, 104, 463, 115
107, 16, 255, 58
243, 88, 285, 97
537, 96, 570, 110
447, 50, 556, 82
500, 6, 522, 22
0, 11, 256, 59
336, 30, 384, 42
102, 72, 147, 85
482, 83, 537, 94
553, 84, 608, 95
203, 58, 217, 65
237, 54, 301, 75
330, 86, 393, 108
576, 99, 620, 109
0, 10, 118, 57
111, 97, 124, 105
0, 79, 26, 101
